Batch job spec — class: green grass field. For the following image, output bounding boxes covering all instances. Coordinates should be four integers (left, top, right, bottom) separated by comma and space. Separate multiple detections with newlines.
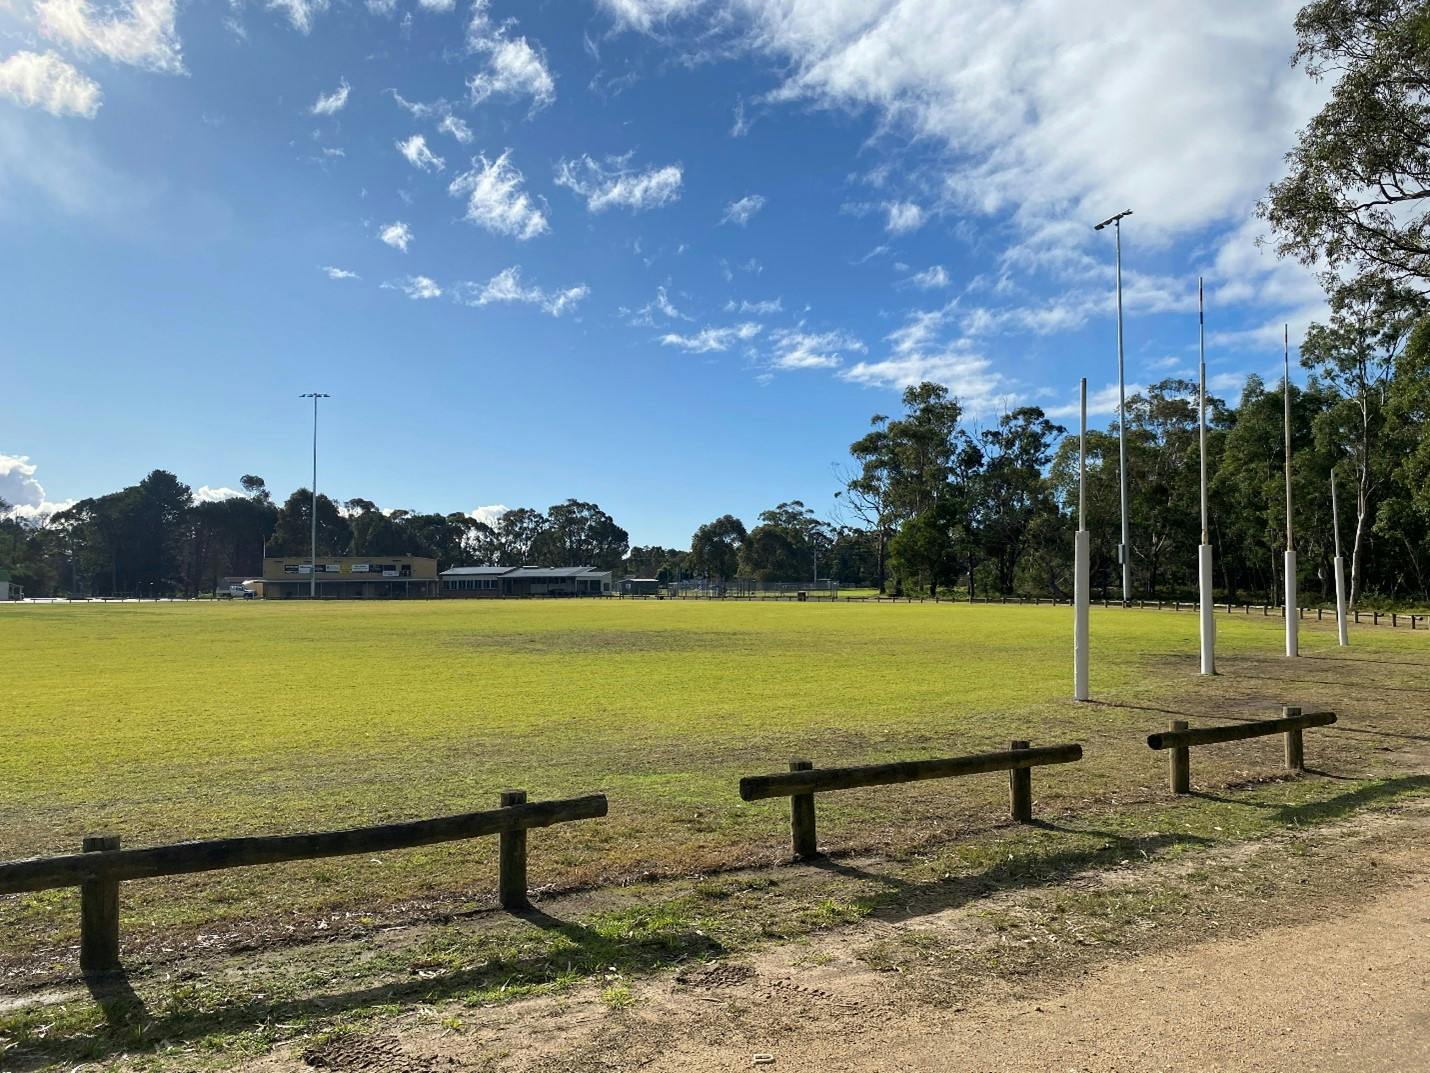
3, 598, 1428, 970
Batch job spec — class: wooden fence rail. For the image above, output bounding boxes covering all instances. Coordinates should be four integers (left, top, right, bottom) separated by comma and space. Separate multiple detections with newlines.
739, 742, 1083, 859
1146, 707, 1336, 794
0, 792, 607, 975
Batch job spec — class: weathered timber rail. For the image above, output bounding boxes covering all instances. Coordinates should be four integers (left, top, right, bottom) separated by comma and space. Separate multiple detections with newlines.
0, 792, 607, 975
1146, 706, 1336, 794
739, 742, 1083, 859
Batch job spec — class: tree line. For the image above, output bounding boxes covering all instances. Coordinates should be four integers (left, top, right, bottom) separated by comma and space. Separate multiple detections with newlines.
3, 0, 1427, 607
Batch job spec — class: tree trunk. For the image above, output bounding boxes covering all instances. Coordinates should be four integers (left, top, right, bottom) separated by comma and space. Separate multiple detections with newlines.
1349, 477, 1369, 608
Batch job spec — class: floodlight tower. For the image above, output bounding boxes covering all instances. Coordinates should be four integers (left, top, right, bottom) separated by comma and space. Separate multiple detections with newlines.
1282, 328, 1298, 657
1074, 377, 1090, 701
300, 392, 330, 598
1198, 279, 1215, 675
1094, 209, 1134, 604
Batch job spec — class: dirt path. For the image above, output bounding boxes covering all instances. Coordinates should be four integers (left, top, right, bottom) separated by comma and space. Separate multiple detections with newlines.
248, 805, 1430, 1073
634, 875, 1430, 1073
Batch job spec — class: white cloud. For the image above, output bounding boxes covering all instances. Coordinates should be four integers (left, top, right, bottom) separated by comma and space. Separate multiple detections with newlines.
448, 150, 549, 239
419, 0, 455, 10
468, 39, 555, 110
1045, 382, 1125, 420
36, 0, 183, 73
396, 133, 444, 172
721, 193, 765, 226
467, 1, 555, 110
555, 153, 682, 213
906, 265, 950, 290
388, 90, 447, 119
310, 78, 350, 116
383, 275, 442, 299
457, 266, 589, 316
321, 265, 359, 280
0, 454, 73, 521
659, 322, 762, 353
884, 200, 925, 235
379, 220, 412, 251
724, 297, 782, 315
625, 285, 689, 325
769, 328, 865, 370
839, 303, 1015, 417
438, 114, 473, 143
470, 503, 507, 527
595, 0, 698, 32
0, 51, 101, 119
266, 0, 328, 33
195, 485, 243, 503
367, 0, 397, 13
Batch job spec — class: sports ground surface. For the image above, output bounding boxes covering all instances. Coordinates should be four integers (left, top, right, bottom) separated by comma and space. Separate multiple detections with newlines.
4, 598, 1427, 973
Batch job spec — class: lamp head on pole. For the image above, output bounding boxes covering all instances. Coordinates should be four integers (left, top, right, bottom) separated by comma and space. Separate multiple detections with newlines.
1094, 209, 1133, 231
300, 392, 331, 400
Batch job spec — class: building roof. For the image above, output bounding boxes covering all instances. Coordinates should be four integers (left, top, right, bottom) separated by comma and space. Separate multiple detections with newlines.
438, 565, 612, 579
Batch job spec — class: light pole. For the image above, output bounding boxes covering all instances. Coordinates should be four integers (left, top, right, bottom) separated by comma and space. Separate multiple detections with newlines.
1282, 327, 1297, 657
1073, 376, 1090, 701
1095, 209, 1133, 603
1198, 278, 1215, 675
300, 392, 330, 599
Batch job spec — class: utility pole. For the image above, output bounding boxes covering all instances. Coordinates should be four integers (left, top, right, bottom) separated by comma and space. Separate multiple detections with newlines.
1094, 209, 1133, 603
300, 392, 330, 598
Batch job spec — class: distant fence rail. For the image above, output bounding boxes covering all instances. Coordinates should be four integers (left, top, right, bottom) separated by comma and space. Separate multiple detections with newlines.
0, 791, 607, 975
739, 742, 1083, 859
1146, 706, 1336, 794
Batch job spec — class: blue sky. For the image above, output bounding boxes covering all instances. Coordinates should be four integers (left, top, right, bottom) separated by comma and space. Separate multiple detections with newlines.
1, 0, 1326, 546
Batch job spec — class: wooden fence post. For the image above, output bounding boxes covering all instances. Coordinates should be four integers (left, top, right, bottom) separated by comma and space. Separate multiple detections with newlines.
1283, 706, 1305, 771
79, 834, 121, 974
1169, 720, 1191, 795
498, 790, 529, 910
788, 759, 818, 859
1009, 741, 1033, 822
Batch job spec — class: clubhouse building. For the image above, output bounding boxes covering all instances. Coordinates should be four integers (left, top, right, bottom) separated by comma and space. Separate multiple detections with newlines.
256, 557, 612, 599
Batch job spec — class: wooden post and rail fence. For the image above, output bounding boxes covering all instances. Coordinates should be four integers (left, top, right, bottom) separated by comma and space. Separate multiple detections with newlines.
0, 792, 608, 976
0, 707, 1348, 978
1146, 706, 1337, 794
738, 742, 1084, 859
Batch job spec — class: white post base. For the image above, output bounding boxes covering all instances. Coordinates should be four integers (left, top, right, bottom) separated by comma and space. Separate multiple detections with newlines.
1074, 530, 1090, 701
1285, 549, 1298, 657
1333, 554, 1349, 647
1198, 543, 1215, 675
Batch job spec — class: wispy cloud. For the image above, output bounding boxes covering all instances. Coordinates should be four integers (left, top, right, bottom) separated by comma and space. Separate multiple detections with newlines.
321, 265, 360, 280
382, 275, 442, 300
624, 285, 690, 325
396, 133, 444, 172
659, 322, 762, 353
379, 220, 412, 251
0, 51, 101, 118
457, 266, 589, 316
449, 150, 549, 240
467, 0, 555, 111
266, 0, 328, 34
884, 200, 925, 235
724, 297, 782, 315
905, 265, 950, 290
310, 78, 350, 116
721, 193, 765, 226
555, 153, 682, 213
36, 0, 184, 73
769, 328, 865, 370
438, 114, 473, 143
